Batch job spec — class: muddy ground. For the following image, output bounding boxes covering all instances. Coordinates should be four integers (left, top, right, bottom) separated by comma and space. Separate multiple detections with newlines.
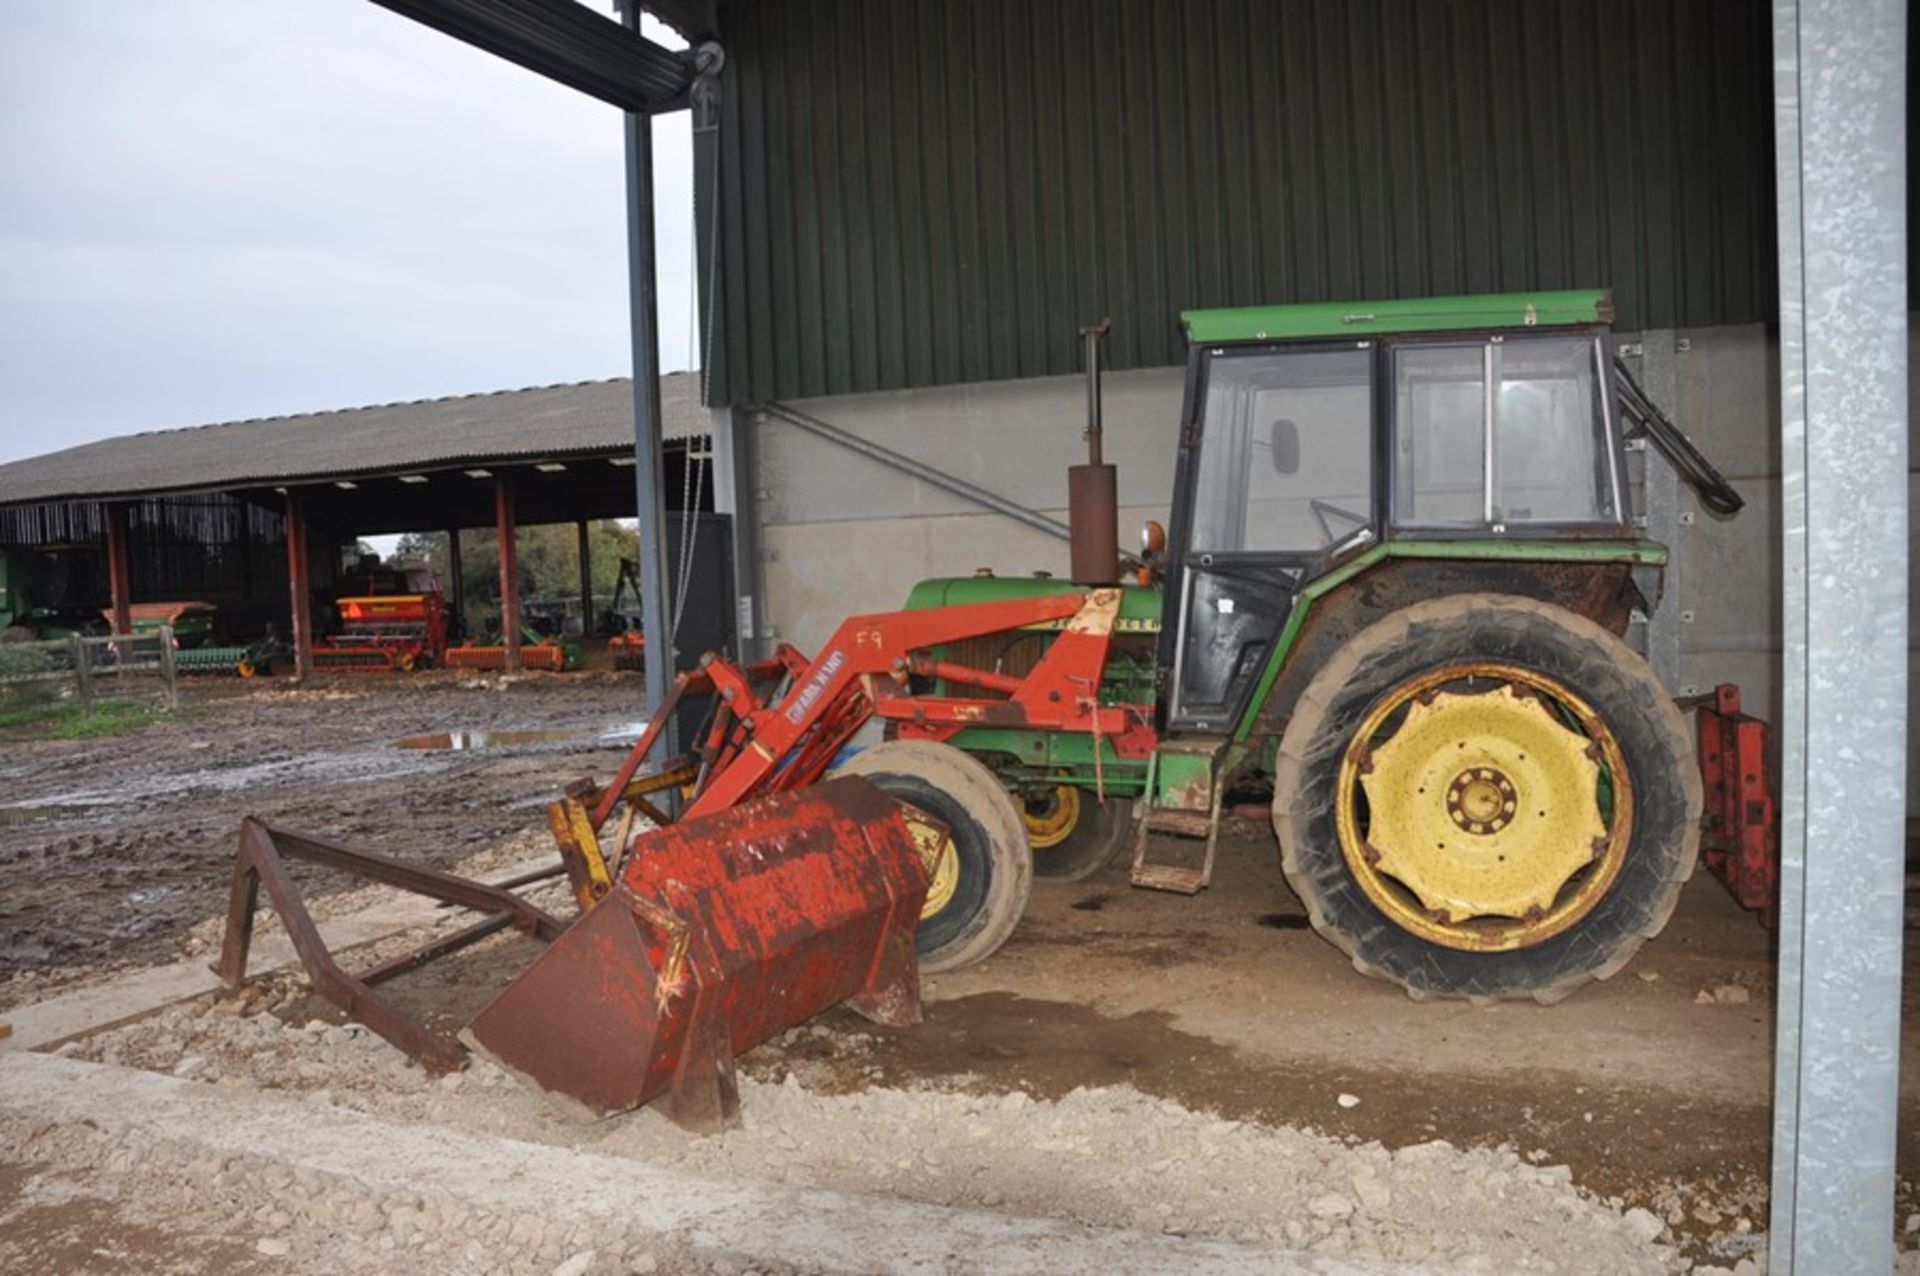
0, 674, 643, 989
2, 675, 1917, 1270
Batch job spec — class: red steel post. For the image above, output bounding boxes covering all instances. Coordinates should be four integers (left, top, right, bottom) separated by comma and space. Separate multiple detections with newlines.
285, 492, 315, 680
495, 474, 523, 674
104, 502, 133, 640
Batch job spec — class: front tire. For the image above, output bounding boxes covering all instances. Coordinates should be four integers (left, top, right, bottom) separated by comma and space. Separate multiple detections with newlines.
1273, 593, 1700, 1004
834, 740, 1032, 973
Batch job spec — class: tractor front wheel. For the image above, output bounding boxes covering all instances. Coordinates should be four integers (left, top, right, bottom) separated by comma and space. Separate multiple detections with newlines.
834, 740, 1032, 973
1273, 593, 1699, 1004
1022, 785, 1134, 881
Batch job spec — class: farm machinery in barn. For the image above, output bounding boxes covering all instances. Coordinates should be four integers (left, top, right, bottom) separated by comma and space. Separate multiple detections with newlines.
311, 564, 451, 673
101, 601, 279, 677
221, 289, 1774, 1128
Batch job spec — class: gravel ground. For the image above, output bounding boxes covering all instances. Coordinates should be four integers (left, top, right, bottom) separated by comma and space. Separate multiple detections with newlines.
17, 984, 1718, 1275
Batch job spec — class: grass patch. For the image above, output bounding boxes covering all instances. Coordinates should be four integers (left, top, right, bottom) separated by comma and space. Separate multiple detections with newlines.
0, 698, 166, 740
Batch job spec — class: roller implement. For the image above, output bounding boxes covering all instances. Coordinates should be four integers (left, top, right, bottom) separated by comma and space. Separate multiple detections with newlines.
224, 289, 1771, 1131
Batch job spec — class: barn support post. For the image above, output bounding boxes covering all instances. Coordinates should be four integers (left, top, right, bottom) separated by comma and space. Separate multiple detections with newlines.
711, 405, 763, 662
1767, 0, 1908, 1270
575, 518, 594, 639
618, 0, 676, 762
104, 501, 133, 643
494, 474, 522, 674
284, 492, 314, 681
445, 527, 465, 641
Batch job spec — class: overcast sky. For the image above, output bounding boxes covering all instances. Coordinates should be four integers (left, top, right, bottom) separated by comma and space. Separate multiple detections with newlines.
0, 0, 696, 467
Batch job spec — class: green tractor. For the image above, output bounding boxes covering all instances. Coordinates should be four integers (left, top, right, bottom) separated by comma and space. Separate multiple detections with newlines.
902, 289, 1741, 1003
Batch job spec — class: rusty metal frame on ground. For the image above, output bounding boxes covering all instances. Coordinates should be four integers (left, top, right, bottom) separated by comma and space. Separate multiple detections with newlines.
216, 817, 567, 1073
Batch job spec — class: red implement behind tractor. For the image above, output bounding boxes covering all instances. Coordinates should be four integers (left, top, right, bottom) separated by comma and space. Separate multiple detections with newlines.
312, 591, 450, 673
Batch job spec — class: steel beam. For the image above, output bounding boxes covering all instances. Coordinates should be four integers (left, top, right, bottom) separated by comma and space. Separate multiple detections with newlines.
494, 474, 522, 674
756, 401, 1078, 546
711, 405, 763, 660
1635, 332, 1683, 693
284, 492, 314, 680
575, 518, 593, 638
366, 0, 693, 113
619, 0, 677, 762
1767, 1, 1908, 1271
445, 526, 465, 640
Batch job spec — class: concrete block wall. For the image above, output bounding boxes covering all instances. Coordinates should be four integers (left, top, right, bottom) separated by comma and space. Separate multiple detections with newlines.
1666, 323, 1920, 803
746, 367, 1184, 649
744, 324, 1917, 800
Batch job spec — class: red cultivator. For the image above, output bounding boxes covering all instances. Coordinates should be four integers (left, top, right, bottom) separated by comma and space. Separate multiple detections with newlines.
312, 593, 450, 673
219, 589, 1150, 1130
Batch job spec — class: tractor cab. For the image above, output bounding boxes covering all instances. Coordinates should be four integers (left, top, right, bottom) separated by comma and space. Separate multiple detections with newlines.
1161, 290, 1632, 732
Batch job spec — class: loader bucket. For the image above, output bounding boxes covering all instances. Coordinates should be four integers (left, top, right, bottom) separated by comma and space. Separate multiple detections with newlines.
461, 775, 930, 1131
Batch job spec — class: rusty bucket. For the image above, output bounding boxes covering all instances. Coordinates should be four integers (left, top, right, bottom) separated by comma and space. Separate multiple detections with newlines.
461, 775, 929, 1131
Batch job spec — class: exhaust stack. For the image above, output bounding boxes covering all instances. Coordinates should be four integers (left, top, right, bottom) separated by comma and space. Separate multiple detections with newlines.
1069, 320, 1120, 586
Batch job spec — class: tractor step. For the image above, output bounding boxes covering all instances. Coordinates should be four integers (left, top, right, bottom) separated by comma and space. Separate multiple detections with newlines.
1129, 738, 1226, 895
1130, 801, 1221, 894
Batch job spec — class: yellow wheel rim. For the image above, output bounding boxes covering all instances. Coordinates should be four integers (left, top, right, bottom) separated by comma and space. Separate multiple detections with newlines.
1334, 662, 1632, 953
235, 660, 256, 679
897, 802, 961, 919
1022, 784, 1082, 851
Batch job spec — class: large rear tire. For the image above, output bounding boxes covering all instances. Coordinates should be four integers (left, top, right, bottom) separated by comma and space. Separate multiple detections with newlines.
835, 740, 1032, 973
1273, 593, 1699, 1004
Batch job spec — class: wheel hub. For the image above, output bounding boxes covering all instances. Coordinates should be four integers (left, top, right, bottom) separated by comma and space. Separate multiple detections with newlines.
1022, 784, 1081, 851
1445, 767, 1517, 834
896, 802, 960, 918
1336, 665, 1633, 952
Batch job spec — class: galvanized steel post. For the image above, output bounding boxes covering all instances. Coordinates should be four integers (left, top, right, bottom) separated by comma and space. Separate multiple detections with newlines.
618, 0, 677, 760
1768, 0, 1908, 1270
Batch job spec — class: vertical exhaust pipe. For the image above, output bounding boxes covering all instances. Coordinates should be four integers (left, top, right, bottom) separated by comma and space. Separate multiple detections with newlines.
1069, 321, 1120, 586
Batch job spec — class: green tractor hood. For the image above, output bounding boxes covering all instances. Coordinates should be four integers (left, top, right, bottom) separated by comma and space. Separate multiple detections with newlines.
904, 574, 1162, 633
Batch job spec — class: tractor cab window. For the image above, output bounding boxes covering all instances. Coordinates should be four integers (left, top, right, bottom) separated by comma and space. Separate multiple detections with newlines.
1393, 335, 1621, 527
1191, 348, 1374, 554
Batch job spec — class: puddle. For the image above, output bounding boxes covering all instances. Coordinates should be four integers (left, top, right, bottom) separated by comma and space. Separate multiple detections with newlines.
392, 728, 584, 751
392, 722, 648, 751
1255, 912, 1310, 930
0, 803, 99, 826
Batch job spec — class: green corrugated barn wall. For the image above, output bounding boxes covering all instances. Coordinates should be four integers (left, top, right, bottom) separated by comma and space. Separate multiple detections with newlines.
694, 0, 1775, 406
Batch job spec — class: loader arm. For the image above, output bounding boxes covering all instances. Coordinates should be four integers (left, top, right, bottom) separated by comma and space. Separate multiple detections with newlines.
683, 588, 1153, 815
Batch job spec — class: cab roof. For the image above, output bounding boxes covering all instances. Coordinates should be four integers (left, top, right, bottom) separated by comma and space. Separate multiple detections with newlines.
1182, 289, 1614, 345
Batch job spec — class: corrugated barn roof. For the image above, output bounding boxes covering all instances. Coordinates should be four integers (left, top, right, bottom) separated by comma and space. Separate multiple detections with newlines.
0, 373, 708, 508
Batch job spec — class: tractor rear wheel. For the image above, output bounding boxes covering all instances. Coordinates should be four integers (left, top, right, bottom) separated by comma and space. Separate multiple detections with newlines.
1022, 786, 1134, 881
1272, 593, 1699, 1004
834, 740, 1032, 973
